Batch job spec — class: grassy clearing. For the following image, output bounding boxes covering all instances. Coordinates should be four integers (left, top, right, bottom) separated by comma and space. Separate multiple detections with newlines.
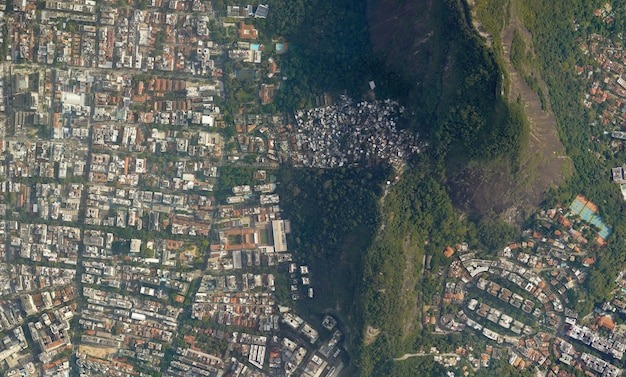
259, 228, 269, 245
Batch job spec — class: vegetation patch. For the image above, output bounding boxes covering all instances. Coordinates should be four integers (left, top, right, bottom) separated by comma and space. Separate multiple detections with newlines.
276, 166, 390, 342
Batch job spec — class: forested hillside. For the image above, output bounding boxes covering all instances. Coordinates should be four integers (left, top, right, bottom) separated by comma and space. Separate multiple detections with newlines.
356, 0, 534, 374
261, 0, 543, 375
276, 166, 390, 324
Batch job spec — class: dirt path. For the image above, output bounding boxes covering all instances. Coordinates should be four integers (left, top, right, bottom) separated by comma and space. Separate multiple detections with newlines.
501, 0, 573, 193
394, 352, 458, 361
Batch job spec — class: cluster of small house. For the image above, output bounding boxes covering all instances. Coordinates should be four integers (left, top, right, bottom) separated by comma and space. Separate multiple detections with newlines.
288, 97, 422, 168
467, 298, 531, 335
455, 252, 562, 322
575, 13, 626, 201
508, 333, 552, 371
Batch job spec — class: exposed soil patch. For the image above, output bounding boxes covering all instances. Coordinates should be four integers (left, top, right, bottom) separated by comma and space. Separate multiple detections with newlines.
78, 345, 118, 359
363, 325, 381, 346
503, 2, 571, 176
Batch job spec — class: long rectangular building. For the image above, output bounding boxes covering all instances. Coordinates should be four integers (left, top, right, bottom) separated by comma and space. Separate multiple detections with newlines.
272, 220, 287, 252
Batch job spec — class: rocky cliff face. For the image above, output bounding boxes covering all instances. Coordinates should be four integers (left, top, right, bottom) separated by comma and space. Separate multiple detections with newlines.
367, 0, 437, 76
366, 0, 570, 224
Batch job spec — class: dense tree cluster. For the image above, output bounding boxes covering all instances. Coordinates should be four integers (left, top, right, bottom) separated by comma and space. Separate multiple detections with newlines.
277, 166, 390, 315
357, 158, 471, 375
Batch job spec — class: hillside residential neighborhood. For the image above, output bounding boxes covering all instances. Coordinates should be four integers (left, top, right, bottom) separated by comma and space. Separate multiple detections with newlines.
423, 195, 626, 377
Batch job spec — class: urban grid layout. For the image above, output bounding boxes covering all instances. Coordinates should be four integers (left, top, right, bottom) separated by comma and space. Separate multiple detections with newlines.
0, 0, 424, 376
